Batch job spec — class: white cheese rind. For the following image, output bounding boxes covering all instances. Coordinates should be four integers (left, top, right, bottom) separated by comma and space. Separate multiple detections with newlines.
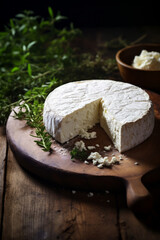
43, 80, 154, 152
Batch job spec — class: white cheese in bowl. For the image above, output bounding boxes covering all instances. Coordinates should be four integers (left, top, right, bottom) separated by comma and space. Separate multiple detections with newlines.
43, 80, 155, 153
132, 50, 160, 70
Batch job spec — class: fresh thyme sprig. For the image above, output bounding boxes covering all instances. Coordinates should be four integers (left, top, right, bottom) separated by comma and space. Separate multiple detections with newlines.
14, 102, 52, 152
70, 147, 88, 161
0, 7, 80, 125
104, 34, 147, 50
13, 79, 58, 151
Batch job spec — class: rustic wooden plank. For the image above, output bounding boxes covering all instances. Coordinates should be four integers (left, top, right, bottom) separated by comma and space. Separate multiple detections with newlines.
0, 126, 7, 234
117, 191, 160, 240
2, 148, 119, 240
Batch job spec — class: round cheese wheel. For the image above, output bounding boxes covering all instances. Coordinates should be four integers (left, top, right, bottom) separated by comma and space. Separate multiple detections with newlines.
43, 80, 154, 152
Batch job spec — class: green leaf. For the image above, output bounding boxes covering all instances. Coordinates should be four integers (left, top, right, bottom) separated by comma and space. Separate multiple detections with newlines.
27, 41, 37, 50
22, 45, 27, 52
48, 7, 54, 18
1, 67, 6, 72
16, 13, 26, 18
19, 24, 26, 32
27, 63, 32, 77
55, 14, 67, 22
21, 52, 30, 63
11, 28, 16, 36
10, 19, 15, 28
70, 148, 88, 160
11, 67, 19, 73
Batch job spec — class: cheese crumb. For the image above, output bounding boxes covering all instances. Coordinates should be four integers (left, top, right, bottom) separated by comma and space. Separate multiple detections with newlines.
87, 152, 120, 168
87, 146, 96, 150
72, 190, 76, 194
97, 158, 105, 164
97, 163, 104, 169
134, 162, 139, 165
110, 156, 119, 164
92, 160, 98, 165
104, 158, 112, 167
104, 145, 112, 151
84, 160, 89, 165
87, 152, 101, 160
95, 144, 100, 147
75, 140, 86, 151
80, 129, 97, 139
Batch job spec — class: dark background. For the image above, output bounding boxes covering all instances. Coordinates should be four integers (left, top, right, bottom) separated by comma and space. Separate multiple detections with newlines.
0, 0, 160, 29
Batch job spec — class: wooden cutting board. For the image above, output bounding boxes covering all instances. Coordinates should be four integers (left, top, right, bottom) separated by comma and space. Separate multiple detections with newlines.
6, 90, 160, 213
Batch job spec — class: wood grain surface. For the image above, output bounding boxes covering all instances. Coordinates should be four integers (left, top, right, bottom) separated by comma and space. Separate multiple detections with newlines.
6, 90, 160, 213
1, 145, 160, 240
2, 148, 119, 240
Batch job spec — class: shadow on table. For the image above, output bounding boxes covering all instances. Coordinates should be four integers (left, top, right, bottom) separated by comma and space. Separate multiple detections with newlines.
137, 170, 160, 231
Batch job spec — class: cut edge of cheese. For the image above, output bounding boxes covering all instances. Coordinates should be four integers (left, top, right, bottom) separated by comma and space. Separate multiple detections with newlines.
100, 104, 154, 152
54, 99, 100, 143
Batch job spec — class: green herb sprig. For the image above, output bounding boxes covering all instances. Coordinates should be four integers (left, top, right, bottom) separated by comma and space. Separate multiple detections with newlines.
0, 7, 80, 125
13, 78, 58, 151
70, 147, 88, 161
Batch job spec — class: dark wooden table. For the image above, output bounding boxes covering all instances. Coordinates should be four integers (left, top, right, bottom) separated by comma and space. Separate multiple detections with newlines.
1, 27, 160, 240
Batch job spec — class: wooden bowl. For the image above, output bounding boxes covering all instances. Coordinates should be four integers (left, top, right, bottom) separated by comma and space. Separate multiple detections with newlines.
116, 44, 160, 92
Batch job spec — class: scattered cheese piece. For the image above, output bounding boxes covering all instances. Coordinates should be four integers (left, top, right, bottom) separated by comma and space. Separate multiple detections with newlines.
104, 158, 112, 167
87, 152, 101, 160
80, 129, 97, 139
134, 162, 139, 165
75, 140, 86, 151
97, 158, 105, 164
84, 160, 89, 165
92, 160, 98, 166
110, 156, 119, 164
97, 163, 104, 169
103, 157, 110, 167
87, 146, 96, 150
104, 145, 112, 151
87, 152, 120, 168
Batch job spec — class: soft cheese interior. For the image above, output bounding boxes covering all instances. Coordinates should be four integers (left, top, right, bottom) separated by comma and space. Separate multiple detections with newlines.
55, 99, 100, 143
43, 80, 155, 153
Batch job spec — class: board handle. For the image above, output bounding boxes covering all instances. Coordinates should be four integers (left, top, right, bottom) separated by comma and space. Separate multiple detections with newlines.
126, 177, 153, 213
